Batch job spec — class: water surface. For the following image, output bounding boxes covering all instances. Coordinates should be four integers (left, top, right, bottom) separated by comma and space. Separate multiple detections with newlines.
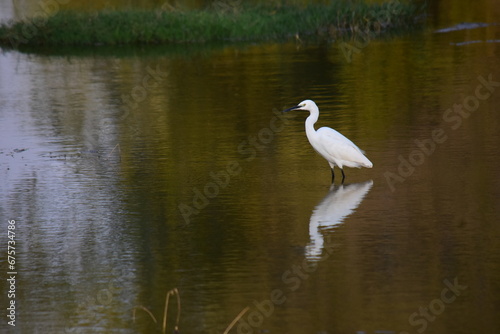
1, 1, 499, 333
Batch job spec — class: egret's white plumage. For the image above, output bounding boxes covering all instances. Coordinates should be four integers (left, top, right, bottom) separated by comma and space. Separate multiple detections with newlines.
284, 99, 372, 182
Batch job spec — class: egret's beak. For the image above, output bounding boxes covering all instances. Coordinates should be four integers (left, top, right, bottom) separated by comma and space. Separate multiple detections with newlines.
283, 105, 301, 113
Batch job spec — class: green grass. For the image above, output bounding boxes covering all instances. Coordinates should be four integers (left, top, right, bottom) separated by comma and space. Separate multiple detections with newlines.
0, 1, 424, 47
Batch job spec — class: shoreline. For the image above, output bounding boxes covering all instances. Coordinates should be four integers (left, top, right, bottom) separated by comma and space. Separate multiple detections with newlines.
0, 2, 424, 48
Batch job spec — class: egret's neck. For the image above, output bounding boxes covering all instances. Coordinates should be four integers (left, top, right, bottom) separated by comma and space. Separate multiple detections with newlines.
305, 107, 319, 139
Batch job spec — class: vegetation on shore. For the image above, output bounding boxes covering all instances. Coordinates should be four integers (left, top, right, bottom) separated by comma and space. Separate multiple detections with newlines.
0, 1, 424, 48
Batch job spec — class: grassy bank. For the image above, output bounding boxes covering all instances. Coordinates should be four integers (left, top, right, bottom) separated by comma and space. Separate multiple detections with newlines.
0, 1, 424, 47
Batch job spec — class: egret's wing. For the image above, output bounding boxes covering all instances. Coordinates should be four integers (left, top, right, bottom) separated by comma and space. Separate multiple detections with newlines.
317, 127, 364, 152
317, 127, 364, 153
315, 127, 371, 168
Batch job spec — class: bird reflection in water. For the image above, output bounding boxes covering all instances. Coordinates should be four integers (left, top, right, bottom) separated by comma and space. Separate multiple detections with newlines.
305, 180, 373, 261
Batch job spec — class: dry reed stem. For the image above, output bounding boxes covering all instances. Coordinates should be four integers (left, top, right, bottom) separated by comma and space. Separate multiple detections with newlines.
132, 287, 181, 333
132, 305, 158, 324
223, 306, 250, 334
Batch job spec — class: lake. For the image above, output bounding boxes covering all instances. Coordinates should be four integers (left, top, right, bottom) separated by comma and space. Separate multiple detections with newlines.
0, 0, 499, 333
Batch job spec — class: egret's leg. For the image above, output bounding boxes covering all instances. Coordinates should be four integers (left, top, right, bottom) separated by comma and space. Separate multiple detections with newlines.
330, 168, 335, 183
340, 169, 346, 183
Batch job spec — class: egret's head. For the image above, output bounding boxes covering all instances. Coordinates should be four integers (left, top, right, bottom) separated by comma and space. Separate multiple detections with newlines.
283, 99, 316, 112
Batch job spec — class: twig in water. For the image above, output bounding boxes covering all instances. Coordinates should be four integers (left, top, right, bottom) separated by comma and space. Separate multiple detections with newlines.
163, 288, 181, 334
106, 143, 121, 161
223, 306, 250, 334
133, 305, 158, 324
132, 288, 181, 333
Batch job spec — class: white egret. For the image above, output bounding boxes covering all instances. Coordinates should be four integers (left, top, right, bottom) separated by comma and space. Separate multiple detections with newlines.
284, 99, 373, 183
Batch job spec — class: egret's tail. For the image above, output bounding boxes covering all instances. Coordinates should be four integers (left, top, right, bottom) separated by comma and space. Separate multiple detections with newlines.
354, 154, 373, 168
362, 157, 373, 168
339, 155, 373, 169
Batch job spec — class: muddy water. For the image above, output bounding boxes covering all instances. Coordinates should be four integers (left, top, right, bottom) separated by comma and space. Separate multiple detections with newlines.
1, 1, 500, 333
